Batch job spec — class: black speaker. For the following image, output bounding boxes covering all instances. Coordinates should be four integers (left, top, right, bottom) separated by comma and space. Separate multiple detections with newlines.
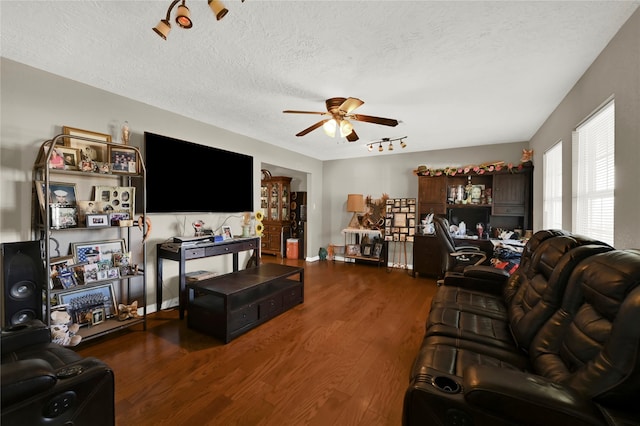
2, 241, 45, 326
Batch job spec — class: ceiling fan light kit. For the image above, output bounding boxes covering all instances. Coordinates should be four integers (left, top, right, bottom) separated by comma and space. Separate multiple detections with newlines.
153, 0, 238, 39
283, 97, 400, 143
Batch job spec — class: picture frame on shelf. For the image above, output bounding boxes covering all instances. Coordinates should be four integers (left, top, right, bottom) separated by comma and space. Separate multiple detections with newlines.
49, 256, 75, 289
471, 184, 485, 204
62, 126, 111, 163
108, 146, 138, 174
346, 244, 361, 256
94, 186, 135, 217
362, 244, 373, 257
58, 146, 81, 171
71, 239, 127, 265
108, 212, 130, 226
373, 243, 383, 258
86, 213, 109, 228
50, 205, 78, 229
222, 225, 233, 240
57, 282, 118, 323
48, 146, 66, 170
36, 181, 78, 210
91, 307, 105, 326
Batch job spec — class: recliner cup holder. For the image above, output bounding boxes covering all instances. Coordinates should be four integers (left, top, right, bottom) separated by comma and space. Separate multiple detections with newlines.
432, 376, 461, 394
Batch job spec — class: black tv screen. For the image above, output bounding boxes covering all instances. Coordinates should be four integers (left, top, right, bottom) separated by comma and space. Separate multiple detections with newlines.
144, 132, 253, 214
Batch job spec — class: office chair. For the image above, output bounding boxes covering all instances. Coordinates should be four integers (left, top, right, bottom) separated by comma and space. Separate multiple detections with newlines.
433, 216, 487, 278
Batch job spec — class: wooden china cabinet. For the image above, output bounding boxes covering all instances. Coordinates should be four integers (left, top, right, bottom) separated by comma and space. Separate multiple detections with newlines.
260, 176, 292, 256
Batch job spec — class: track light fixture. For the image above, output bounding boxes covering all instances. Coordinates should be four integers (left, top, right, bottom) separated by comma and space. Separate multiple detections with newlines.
367, 136, 408, 153
153, 0, 241, 40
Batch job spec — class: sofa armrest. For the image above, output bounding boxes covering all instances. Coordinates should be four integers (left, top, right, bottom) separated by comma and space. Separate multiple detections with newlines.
440, 266, 508, 294
1, 320, 51, 355
1, 358, 57, 406
463, 365, 606, 425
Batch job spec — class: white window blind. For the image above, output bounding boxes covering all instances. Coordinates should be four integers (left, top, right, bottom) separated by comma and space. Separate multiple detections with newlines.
572, 100, 615, 245
543, 141, 562, 229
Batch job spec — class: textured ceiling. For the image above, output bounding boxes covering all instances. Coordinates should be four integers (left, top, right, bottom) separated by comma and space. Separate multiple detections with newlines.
1, 1, 638, 161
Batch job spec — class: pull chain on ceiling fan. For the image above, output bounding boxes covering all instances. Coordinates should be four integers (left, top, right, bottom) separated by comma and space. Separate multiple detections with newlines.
283, 97, 399, 142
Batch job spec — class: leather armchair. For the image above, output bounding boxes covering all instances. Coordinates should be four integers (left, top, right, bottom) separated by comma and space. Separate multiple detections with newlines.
1, 320, 115, 426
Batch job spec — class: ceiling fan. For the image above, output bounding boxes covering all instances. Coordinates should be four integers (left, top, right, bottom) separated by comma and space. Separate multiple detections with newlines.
283, 97, 399, 142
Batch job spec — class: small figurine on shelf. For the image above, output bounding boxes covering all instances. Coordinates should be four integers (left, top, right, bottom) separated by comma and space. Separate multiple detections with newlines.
121, 121, 130, 145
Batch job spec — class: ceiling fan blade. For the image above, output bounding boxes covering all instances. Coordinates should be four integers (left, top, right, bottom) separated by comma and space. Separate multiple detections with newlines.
295, 120, 327, 137
346, 129, 359, 142
351, 114, 399, 127
339, 97, 364, 114
283, 110, 328, 115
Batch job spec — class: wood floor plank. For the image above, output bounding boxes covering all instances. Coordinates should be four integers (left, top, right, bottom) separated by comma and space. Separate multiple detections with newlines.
77, 256, 438, 425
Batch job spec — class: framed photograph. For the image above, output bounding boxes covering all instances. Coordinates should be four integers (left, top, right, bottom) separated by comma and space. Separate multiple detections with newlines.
91, 307, 105, 325
50, 205, 78, 229
86, 214, 109, 228
36, 181, 77, 210
222, 225, 233, 240
373, 243, 383, 258
71, 239, 127, 264
49, 255, 75, 289
94, 186, 135, 217
346, 244, 361, 256
57, 146, 81, 171
362, 244, 373, 257
80, 160, 96, 172
108, 212, 130, 226
57, 268, 77, 289
62, 126, 111, 162
471, 184, 485, 203
108, 146, 138, 174
47, 146, 65, 170
57, 282, 118, 324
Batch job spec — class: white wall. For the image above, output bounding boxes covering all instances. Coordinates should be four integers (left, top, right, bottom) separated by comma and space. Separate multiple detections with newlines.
529, 8, 640, 249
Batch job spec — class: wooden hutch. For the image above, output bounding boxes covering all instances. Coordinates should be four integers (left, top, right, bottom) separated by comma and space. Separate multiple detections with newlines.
414, 162, 533, 278
260, 175, 292, 256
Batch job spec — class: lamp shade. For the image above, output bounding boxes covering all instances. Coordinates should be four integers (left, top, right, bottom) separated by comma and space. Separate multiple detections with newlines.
347, 194, 365, 212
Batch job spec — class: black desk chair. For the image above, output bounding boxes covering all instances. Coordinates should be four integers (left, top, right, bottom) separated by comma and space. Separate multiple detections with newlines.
433, 216, 487, 280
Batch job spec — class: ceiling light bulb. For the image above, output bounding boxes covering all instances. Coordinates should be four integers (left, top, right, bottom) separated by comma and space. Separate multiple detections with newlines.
176, 4, 193, 29
400, 139, 407, 148
378, 143, 383, 152
388, 142, 394, 151
208, 0, 229, 20
339, 119, 353, 137
368, 144, 373, 152
153, 19, 172, 39
323, 119, 337, 138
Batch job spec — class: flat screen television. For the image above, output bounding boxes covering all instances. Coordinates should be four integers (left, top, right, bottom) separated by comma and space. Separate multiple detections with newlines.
144, 132, 253, 214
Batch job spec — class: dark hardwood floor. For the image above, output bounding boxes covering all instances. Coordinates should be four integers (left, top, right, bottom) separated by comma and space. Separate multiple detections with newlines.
77, 256, 437, 425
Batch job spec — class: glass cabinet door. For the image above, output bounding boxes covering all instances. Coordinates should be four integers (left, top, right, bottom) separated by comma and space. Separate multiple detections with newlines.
281, 186, 289, 220
270, 183, 280, 220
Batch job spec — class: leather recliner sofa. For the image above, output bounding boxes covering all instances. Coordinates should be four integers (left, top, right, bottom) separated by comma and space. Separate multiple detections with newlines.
403, 231, 640, 425
1, 319, 115, 425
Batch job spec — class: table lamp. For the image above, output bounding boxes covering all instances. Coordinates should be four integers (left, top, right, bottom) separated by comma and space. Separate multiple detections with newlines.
346, 194, 365, 228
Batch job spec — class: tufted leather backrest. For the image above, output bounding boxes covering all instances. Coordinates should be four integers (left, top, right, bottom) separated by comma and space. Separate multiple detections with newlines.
530, 249, 640, 409
502, 229, 570, 303
433, 216, 458, 273
507, 236, 613, 351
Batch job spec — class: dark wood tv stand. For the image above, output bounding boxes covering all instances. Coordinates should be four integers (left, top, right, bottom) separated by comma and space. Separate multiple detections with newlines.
186, 263, 304, 343
156, 237, 261, 319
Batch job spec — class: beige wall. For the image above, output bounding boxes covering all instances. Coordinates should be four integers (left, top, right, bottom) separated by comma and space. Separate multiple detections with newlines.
529, 8, 640, 249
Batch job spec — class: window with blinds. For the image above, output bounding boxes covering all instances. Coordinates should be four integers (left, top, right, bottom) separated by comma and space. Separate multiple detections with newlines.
572, 99, 615, 245
543, 141, 562, 229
